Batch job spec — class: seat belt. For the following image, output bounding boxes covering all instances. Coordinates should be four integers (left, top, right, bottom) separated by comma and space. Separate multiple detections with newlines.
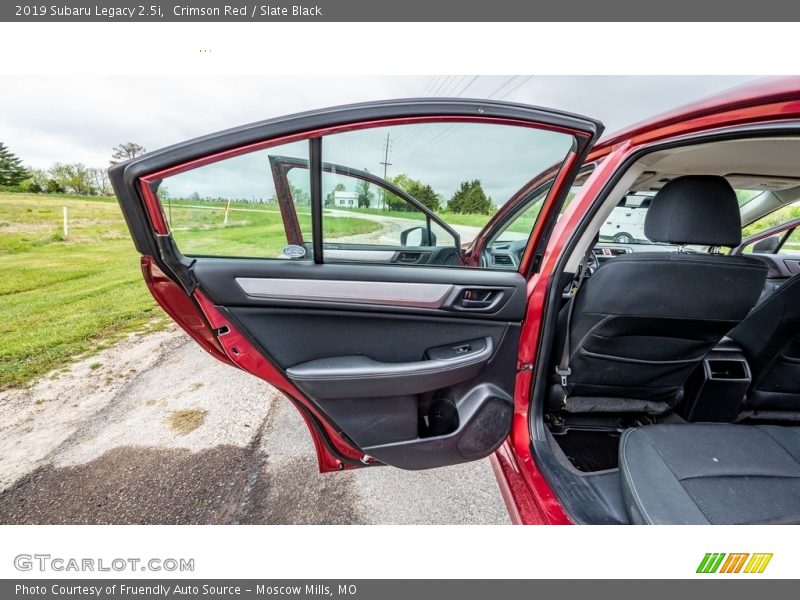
555, 246, 594, 398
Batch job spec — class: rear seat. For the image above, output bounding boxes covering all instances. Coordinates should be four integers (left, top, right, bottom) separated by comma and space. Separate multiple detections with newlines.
619, 424, 800, 524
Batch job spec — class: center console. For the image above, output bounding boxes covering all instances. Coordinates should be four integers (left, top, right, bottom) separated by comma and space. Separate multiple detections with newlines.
683, 338, 752, 422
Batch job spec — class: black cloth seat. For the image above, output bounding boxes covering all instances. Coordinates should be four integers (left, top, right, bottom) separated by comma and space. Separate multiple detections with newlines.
620, 423, 800, 524
728, 272, 800, 417
557, 176, 768, 414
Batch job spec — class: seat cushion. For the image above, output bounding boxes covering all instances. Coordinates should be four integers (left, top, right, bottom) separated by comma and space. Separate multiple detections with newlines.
619, 424, 800, 524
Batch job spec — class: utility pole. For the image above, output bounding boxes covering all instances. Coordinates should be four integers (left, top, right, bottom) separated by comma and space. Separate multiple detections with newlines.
379, 132, 392, 210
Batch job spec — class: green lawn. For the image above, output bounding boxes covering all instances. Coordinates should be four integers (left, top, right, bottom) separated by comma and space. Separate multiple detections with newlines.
0, 193, 380, 389
166, 200, 379, 257
0, 193, 165, 389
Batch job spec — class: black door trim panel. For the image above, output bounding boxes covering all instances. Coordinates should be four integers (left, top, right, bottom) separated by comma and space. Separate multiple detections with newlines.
287, 337, 493, 399
224, 307, 510, 369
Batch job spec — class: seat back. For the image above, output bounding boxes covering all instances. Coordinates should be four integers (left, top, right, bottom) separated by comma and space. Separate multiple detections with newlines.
559, 176, 768, 414
729, 273, 800, 414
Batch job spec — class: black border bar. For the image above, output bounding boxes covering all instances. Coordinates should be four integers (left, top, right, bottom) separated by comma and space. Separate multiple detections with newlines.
5, 0, 800, 21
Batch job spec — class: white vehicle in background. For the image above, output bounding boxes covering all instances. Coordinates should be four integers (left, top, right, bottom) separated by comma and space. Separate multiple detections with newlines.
600, 193, 653, 243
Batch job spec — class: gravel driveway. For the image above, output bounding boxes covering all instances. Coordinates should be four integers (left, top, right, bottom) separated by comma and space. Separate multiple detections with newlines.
0, 327, 509, 524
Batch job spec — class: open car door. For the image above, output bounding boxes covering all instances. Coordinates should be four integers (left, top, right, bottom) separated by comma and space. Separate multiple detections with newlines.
110, 99, 602, 472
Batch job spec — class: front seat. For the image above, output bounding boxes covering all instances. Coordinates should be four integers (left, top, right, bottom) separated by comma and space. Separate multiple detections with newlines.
728, 272, 800, 418
556, 175, 768, 415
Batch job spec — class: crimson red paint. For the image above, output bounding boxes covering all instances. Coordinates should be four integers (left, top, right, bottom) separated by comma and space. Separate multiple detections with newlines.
140, 255, 230, 364
192, 291, 367, 471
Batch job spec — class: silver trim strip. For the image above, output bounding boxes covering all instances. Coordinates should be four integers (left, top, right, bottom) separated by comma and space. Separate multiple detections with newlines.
235, 278, 453, 308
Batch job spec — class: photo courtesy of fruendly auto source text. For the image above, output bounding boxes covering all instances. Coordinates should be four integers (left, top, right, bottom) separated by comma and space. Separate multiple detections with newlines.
1, 0, 799, 593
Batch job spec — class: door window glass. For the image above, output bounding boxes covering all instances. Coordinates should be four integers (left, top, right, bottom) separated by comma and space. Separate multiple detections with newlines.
320, 122, 574, 267
151, 121, 578, 269
155, 140, 315, 260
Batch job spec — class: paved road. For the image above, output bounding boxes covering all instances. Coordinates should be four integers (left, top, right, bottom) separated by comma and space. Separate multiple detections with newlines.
324, 208, 484, 246
0, 328, 509, 524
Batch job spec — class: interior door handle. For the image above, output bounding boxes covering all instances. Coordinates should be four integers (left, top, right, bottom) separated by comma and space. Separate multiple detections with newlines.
459, 289, 499, 309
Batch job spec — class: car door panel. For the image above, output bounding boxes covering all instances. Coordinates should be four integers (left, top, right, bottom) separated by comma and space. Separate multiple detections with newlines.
192, 258, 525, 469
111, 99, 602, 472
221, 308, 511, 368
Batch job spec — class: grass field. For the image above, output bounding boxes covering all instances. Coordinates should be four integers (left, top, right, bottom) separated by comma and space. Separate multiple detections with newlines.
0, 193, 379, 389
165, 200, 379, 257
0, 193, 164, 389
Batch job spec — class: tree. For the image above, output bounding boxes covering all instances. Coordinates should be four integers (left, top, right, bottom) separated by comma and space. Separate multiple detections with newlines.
90, 167, 113, 196
290, 183, 311, 205
23, 168, 50, 193
405, 180, 440, 212
110, 142, 147, 165
387, 173, 441, 212
356, 174, 374, 208
0, 142, 30, 187
49, 162, 97, 196
46, 177, 66, 194
447, 179, 495, 215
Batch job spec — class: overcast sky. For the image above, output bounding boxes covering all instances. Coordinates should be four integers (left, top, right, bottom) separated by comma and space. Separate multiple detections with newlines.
1, 75, 758, 174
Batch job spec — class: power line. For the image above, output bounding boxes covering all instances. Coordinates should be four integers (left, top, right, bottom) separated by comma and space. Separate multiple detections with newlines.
484, 75, 520, 99
453, 74, 480, 97
395, 75, 534, 159
440, 74, 467, 97
379, 132, 392, 179
378, 131, 393, 208
391, 75, 481, 155
418, 75, 439, 96
429, 75, 455, 97
396, 76, 516, 157
496, 75, 535, 100
391, 74, 452, 148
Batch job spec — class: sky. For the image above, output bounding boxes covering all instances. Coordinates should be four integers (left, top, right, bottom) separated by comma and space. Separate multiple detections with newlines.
0, 76, 760, 170
163, 120, 575, 205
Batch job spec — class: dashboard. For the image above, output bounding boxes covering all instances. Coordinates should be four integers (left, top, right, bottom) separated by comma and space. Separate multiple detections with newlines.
483, 239, 684, 271
484, 239, 529, 269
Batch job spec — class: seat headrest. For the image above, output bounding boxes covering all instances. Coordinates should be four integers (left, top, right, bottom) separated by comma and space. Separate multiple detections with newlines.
644, 175, 742, 247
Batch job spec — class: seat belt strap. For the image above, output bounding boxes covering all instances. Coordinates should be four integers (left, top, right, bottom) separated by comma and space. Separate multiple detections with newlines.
555, 247, 593, 392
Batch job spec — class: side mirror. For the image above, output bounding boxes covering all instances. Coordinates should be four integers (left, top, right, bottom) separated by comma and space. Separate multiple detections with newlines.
752, 235, 780, 254
401, 226, 437, 247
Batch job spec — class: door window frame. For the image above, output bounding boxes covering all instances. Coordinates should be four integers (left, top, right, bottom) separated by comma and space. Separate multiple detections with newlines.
129, 108, 599, 279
